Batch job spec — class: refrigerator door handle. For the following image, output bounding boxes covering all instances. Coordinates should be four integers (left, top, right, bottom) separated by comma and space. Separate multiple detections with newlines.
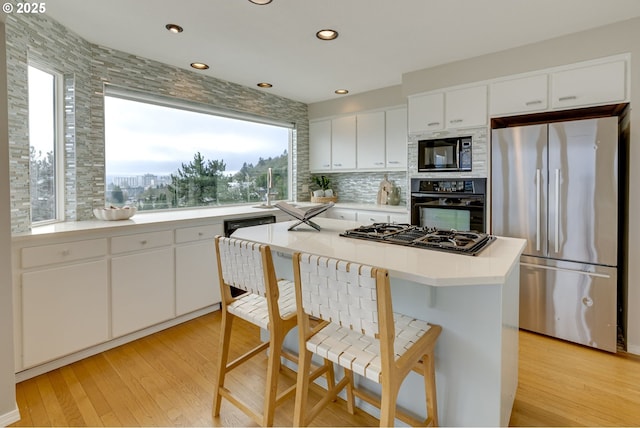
520, 262, 611, 279
536, 169, 541, 251
554, 168, 560, 253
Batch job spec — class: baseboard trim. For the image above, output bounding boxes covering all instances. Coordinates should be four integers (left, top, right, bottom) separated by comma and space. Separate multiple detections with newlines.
15, 304, 220, 383
0, 406, 20, 427
626, 343, 640, 356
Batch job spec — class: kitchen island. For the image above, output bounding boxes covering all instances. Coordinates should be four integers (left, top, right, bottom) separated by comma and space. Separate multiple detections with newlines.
232, 217, 526, 427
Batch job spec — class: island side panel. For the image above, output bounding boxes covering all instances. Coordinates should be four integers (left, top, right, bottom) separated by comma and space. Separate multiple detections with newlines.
500, 262, 520, 426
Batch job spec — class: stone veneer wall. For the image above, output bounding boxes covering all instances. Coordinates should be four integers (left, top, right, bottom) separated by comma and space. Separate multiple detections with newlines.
5, 13, 309, 233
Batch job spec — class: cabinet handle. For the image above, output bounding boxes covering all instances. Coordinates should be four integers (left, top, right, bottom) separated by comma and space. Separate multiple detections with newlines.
140, 240, 148, 245
525, 100, 543, 106
427, 121, 440, 127
558, 95, 577, 102
449, 119, 463, 124
333, 163, 342, 167
388, 160, 400, 164
323, 164, 330, 167
369, 217, 376, 221
61, 250, 70, 256
374, 162, 384, 166
198, 232, 204, 236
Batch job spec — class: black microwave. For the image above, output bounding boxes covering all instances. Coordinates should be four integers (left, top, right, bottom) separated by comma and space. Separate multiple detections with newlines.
418, 136, 472, 172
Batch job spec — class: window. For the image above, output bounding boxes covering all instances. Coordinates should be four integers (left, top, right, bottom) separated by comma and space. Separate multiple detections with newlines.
104, 92, 291, 211
28, 65, 62, 223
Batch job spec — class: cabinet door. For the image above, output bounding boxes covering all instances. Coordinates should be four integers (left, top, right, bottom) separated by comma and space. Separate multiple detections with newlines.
408, 93, 444, 134
111, 248, 175, 337
331, 116, 356, 169
385, 107, 407, 168
551, 60, 626, 109
389, 212, 409, 224
22, 260, 109, 368
309, 120, 332, 171
176, 240, 222, 316
357, 111, 386, 169
490, 74, 548, 116
445, 85, 487, 128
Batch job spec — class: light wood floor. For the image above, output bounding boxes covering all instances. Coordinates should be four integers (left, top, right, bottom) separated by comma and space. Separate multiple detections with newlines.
10, 311, 640, 427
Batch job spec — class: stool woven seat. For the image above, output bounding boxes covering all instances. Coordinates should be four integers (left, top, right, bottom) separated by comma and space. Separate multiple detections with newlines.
213, 236, 332, 427
292, 252, 442, 427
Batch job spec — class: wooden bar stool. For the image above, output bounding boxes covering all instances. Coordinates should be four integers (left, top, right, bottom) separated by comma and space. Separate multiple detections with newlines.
292, 252, 442, 427
212, 236, 302, 426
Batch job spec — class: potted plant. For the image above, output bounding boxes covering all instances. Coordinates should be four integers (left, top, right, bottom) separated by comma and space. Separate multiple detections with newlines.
311, 175, 337, 202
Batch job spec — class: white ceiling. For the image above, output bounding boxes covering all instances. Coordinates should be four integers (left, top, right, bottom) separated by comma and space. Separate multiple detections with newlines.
44, 0, 640, 104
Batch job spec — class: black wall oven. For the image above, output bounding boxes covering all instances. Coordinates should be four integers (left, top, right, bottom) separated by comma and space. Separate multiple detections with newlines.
410, 178, 486, 232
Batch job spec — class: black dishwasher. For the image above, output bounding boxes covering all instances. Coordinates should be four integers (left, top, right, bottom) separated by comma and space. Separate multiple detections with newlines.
223, 215, 276, 237
223, 215, 276, 297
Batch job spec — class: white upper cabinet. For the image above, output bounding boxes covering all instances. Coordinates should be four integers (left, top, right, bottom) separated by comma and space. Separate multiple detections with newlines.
408, 92, 444, 134
331, 115, 357, 170
551, 60, 626, 109
408, 85, 486, 134
309, 120, 332, 171
357, 111, 386, 169
445, 85, 487, 129
490, 74, 548, 116
385, 107, 408, 169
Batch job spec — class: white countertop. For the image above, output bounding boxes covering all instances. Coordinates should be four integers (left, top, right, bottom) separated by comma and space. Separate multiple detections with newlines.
232, 217, 526, 287
13, 202, 408, 241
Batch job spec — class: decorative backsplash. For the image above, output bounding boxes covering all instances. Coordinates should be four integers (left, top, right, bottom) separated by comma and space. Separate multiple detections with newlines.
314, 171, 408, 206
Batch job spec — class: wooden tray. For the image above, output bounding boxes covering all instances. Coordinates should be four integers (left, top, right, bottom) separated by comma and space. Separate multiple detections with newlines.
310, 192, 338, 203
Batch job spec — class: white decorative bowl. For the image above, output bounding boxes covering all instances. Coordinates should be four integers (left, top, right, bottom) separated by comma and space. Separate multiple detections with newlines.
93, 206, 137, 221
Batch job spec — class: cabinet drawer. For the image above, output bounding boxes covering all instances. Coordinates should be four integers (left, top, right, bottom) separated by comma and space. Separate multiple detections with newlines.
111, 230, 173, 254
326, 209, 357, 221
22, 239, 107, 268
175, 224, 223, 244
357, 211, 389, 224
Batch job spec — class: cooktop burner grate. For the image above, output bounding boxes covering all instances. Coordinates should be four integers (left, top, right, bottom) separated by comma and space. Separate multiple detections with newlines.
340, 223, 495, 256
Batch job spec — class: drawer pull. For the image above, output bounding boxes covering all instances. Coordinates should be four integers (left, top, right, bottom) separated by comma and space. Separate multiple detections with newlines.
140, 240, 148, 245
427, 121, 440, 127
198, 232, 204, 236
323, 164, 330, 167
388, 161, 400, 164
525, 100, 543, 106
558, 95, 577, 102
333, 163, 342, 167
449, 119, 463, 124
374, 162, 384, 166
61, 250, 70, 257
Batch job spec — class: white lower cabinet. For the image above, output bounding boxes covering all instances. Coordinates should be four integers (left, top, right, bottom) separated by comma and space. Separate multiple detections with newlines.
175, 224, 223, 316
111, 247, 175, 338
22, 260, 109, 368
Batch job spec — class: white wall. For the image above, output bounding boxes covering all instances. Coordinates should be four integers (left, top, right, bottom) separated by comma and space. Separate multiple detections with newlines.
309, 16, 640, 354
0, 17, 19, 426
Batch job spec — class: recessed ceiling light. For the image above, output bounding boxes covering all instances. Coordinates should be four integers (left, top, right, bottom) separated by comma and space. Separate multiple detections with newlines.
316, 29, 338, 41
190, 62, 209, 70
257, 82, 273, 88
335, 89, 349, 95
165, 23, 183, 33
249, 0, 272, 4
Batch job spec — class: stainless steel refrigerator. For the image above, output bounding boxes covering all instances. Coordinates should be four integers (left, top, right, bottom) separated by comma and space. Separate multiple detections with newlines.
491, 117, 619, 352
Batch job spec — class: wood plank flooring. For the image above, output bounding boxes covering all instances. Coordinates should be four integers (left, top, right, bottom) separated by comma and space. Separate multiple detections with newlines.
10, 311, 640, 427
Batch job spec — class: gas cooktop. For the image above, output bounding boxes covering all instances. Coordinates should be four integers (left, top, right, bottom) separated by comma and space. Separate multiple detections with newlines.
340, 223, 495, 256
